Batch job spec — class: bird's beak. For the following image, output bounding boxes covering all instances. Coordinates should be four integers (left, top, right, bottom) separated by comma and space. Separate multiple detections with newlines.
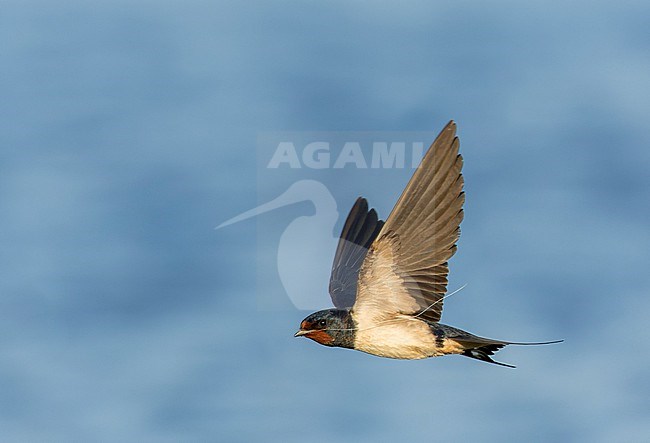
294, 329, 310, 337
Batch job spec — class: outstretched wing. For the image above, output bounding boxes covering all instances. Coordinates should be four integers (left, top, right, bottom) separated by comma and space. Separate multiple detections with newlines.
352, 121, 464, 323
329, 198, 384, 309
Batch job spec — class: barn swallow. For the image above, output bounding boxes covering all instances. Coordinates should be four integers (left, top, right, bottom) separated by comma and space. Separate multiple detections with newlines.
295, 121, 562, 367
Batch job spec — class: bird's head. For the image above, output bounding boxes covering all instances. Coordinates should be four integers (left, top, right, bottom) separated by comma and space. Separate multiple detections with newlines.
294, 309, 354, 348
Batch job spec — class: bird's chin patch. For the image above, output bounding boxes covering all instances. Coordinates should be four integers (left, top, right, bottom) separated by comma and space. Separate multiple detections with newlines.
304, 330, 334, 345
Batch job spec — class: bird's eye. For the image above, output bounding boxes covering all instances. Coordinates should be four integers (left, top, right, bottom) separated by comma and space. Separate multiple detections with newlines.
318, 319, 327, 328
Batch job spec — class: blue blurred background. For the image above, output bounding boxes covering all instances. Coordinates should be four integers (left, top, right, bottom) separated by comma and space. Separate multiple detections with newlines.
2, 1, 649, 441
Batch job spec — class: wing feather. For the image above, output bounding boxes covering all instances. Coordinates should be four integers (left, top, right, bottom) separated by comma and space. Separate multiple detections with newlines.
352, 121, 464, 323
328, 198, 384, 308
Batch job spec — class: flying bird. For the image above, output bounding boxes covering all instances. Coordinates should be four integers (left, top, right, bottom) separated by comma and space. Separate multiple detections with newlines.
294, 121, 562, 367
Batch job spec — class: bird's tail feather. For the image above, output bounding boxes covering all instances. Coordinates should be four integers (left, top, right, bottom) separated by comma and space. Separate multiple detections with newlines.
459, 340, 563, 368
461, 343, 515, 368
502, 340, 564, 346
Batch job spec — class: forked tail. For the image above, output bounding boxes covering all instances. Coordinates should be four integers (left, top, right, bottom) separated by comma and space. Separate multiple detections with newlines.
461, 340, 564, 368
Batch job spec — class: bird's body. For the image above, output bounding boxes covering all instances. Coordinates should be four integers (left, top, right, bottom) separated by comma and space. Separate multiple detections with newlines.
298, 308, 527, 366
353, 313, 446, 360
295, 121, 561, 367
359, 320, 484, 360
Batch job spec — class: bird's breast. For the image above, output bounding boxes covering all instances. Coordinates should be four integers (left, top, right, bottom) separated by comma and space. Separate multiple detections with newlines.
351, 314, 451, 360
